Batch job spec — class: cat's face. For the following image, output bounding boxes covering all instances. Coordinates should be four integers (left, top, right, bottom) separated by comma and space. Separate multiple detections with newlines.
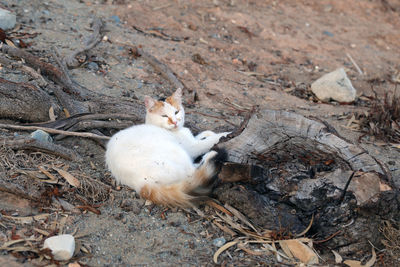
145, 88, 185, 130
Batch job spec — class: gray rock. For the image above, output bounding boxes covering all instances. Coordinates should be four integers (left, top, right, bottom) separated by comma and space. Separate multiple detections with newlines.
0, 8, 16, 30
87, 62, 99, 71
43, 234, 75, 261
30, 129, 53, 143
311, 68, 356, 103
212, 237, 226, 247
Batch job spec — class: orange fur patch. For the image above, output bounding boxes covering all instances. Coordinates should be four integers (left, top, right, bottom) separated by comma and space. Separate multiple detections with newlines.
166, 96, 180, 110
140, 184, 192, 207
149, 101, 164, 113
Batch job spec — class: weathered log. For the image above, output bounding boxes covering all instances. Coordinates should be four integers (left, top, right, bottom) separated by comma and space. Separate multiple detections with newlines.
216, 109, 399, 256
0, 77, 55, 122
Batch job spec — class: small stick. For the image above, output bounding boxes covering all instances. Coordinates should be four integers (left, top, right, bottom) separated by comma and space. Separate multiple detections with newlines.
0, 123, 110, 140
26, 113, 139, 129
346, 53, 363, 75
1, 136, 82, 161
64, 18, 105, 68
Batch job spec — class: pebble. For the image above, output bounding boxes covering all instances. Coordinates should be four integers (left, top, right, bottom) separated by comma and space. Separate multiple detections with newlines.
43, 234, 75, 261
322, 30, 334, 37
110, 15, 120, 23
0, 8, 16, 30
30, 129, 53, 143
212, 237, 226, 247
311, 68, 356, 103
87, 62, 99, 71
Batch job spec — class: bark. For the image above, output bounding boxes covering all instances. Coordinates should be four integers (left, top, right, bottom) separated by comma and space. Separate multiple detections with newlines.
216, 109, 399, 256
0, 78, 55, 122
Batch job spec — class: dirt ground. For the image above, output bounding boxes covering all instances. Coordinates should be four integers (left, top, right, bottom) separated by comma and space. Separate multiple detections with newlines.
1, 0, 400, 266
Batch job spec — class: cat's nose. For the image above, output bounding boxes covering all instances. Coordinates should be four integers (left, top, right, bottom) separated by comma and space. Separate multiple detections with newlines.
168, 117, 177, 126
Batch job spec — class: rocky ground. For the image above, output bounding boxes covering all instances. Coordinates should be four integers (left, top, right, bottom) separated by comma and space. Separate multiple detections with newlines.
0, 0, 399, 266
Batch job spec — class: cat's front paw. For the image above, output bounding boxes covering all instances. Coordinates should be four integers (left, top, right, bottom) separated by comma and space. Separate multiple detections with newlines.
196, 130, 216, 140
220, 132, 231, 138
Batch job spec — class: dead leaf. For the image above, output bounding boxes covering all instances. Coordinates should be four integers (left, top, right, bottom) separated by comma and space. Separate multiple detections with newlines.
344, 260, 363, 267
224, 203, 258, 233
33, 228, 50, 236
343, 247, 376, 267
379, 181, 392, 191
38, 166, 58, 184
280, 239, 319, 264
212, 220, 237, 236
0, 236, 38, 250
68, 262, 81, 267
53, 167, 80, 187
392, 143, 400, 149
206, 200, 233, 216
5, 39, 17, 48
64, 108, 71, 118
296, 214, 314, 237
3, 214, 50, 224
279, 240, 294, 259
237, 243, 266, 256
49, 106, 56, 121
213, 240, 238, 264
364, 247, 376, 267
332, 250, 343, 263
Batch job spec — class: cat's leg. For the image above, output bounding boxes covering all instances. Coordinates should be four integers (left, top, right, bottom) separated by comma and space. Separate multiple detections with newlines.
195, 131, 230, 140
187, 132, 230, 159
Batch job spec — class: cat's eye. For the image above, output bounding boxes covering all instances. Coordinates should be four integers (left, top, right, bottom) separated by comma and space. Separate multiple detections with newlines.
162, 115, 168, 118
175, 111, 179, 115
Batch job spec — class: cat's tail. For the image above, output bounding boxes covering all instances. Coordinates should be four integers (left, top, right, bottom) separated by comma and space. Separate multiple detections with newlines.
139, 150, 226, 207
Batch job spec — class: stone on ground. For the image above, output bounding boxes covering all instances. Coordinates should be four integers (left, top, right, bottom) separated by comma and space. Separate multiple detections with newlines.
0, 8, 16, 30
311, 68, 356, 103
43, 234, 75, 261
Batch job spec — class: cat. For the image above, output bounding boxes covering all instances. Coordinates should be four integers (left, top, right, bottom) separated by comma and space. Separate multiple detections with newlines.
105, 88, 229, 207
145, 88, 230, 159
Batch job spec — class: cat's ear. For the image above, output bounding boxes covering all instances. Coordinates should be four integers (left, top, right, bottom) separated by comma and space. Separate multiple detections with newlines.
144, 96, 156, 110
172, 88, 183, 103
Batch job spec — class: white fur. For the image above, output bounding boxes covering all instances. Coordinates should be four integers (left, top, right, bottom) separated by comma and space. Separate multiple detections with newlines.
106, 124, 217, 192
105, 88, 229, 195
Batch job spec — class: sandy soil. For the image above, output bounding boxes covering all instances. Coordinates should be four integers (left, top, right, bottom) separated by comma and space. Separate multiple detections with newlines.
0, 0, 399, 266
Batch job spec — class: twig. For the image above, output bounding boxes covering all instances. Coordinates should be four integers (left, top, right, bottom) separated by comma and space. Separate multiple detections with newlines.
346, 53, 363, 75
0, 136, 82, 161
0, 123, 110, 140
139, 48, 185, 91
27, 113, 139, 129
64, 18, 105, 68
112, 41, 193, 100
313, 230, 342, 244
220, 105, 259, 142
65, 120, 132, 132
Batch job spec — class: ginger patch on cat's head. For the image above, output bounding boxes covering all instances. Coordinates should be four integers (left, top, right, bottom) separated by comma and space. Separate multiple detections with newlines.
166, 88, 182, 110
145, 96, 165, 113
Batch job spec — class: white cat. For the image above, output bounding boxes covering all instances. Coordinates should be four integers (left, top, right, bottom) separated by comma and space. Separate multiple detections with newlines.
105, 88, 229, 207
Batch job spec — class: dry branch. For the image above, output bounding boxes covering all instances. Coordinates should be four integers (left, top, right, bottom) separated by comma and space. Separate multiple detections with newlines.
0, 55, 48, 86
1, 44, 94, 100
0, 136, 82, 161
0, 77, 54, 122
0, 123, 109, 140
64, 18, 105, 68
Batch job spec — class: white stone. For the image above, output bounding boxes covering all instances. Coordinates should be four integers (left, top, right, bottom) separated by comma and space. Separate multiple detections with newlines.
0, 8, 16, 30
43, 234, 75, 261
311, 68, 356, 103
